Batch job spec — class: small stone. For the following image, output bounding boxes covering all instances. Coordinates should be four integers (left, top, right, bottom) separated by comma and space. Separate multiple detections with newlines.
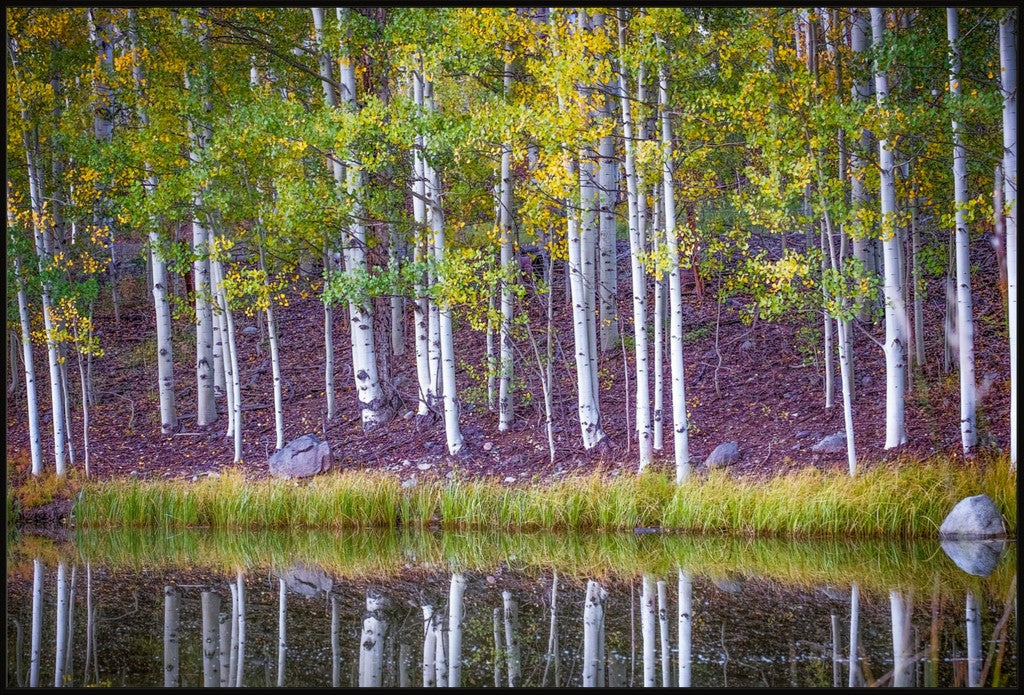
811, 431, 846, 454
483, 442, 494, 452
795, 430, 813, 439
703, 441, 740, 469
504, 476, 516, 483
416, 462, 432, 471
402, 459, 411, 467
486, 575, 496, 585
740, 339, 755, 351
860, 376, 872, 386
403, 411, 415, 420
791, 444, 801, 451
243, 325, 259, 335
424, 441, 437, 450
401, 477, 417, 489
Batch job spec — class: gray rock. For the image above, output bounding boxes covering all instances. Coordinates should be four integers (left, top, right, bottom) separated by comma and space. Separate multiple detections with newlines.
712, 574, 745, 593
703, 441, 740, 469
416, 462, 432, 471
401, 476, 417, 489
795, 430, 813, 439
277, 564, 333, 597
940, 539, 1008, 577
811, 431, 846, 453
938, 494, 1007, 539
268, 434, 332, 479
739, 339, 755, 351
819, 586, 847, 601
243, 325, 259, 335
403, 411, 415, 420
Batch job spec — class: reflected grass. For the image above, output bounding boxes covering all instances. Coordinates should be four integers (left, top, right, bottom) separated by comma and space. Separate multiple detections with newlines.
6, 526, 1013, 600
73, 453, 1016, 538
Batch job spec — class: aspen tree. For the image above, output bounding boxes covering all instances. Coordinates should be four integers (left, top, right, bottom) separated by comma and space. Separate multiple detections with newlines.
1000, 11, 1017, 469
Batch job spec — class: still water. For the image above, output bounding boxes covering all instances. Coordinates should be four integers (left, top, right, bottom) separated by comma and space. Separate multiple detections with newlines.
5, 529, 1017, 688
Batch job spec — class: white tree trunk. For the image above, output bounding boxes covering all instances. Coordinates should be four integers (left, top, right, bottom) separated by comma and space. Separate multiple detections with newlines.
1000, 12, 1018, 469
267, 301, 284, 450
424, 79, 464, 455
388, 223, 406, 357
947, 9, 977, 455
503, 589, 521, 687
228, 582, 239, 686
359, 591, 387, 688
597, 22, 619, 354
653, 193, 666, 452
14, 258, 43, 475
183, 17, 216, 428
618, 11, 653, 472
434, 603, 448, 687
910, 199, 926, 366
850, 8, 874, 321
24, 136, 67, 475
448, 573, 466, 687
658, 52, 692, 481
218, 606, 231, 687
678, 569, 693, 687
212, 258, 242, 461
499, 59, 515, 433
640, 576, 656, 687
336, 18, 390, 431
331, 594, 342, 687
583, 580, 607, 688
201, 591, 221, 687
870, 9, 907, 449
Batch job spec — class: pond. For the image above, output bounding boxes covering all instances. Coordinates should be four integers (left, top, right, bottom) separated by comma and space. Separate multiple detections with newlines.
5, 529, 1016, 688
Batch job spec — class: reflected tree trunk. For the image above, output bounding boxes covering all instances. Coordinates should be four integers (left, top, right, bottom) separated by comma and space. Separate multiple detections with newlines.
399, 643, 411, 688
433, 600, 448, 688
331, 594, 342, 688
678, 570, 692, 688
966, 590, 981, 687
448, 573, 466, 686
492, 606, 503, 687
543, 571, 559, 687
849, 582, 861, 687
831, 613, 841, 687
889, 590, 913, 687
164, 586, 180, 687
218, 608, 231, 687
55, 562, 68, 687
228, 582, 239, 687
64, 566, 76, 681
640, 575, 656, 687
359, 590, 387, 688
503, 589, 521, 687
583, 580, 608, 688
201, 591, 221, 688
657, 579, 671, 687
277, 579, 286, 687
30, 559, 43, 688
422, 605, 436, 687
235, 571, 246, 687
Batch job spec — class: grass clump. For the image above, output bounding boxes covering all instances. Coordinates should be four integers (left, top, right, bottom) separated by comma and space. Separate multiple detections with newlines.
71, 454, 1016, 538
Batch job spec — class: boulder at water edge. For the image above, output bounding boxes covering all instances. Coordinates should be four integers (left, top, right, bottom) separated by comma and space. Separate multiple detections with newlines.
938, 494, 1007, 539
940, 539, 1007, 577
703, 441, 740, 469
268, 433, 332, 479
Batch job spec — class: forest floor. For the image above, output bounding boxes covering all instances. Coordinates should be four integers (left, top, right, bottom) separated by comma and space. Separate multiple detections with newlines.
4, 234, 1012, 492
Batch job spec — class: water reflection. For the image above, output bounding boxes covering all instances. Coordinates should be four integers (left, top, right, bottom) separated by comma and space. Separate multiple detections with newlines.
5, 530, 1016, 688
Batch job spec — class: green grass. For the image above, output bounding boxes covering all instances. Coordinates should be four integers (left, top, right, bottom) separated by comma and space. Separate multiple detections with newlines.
71, 453, 1017, 538
4, 526, 1013, 600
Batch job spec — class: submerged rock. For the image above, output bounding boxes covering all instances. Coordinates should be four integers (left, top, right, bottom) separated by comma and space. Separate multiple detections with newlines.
938, 494, 1007, 539
810, 431, 846, 453
703, 441, 740, 469
940, 539, 1008, 577
268, 434, 332, 479
277, 564, 333, 597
